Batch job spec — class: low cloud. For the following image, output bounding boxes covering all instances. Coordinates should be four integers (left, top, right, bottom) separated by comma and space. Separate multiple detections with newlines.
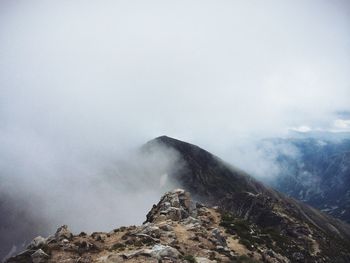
289, 126, 312, 133
218, 138, 301, 182
333, 119, 350, 132
0, 132, 183, 260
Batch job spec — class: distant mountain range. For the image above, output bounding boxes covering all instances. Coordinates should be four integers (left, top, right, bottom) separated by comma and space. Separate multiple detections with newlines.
260, 134, 350, 223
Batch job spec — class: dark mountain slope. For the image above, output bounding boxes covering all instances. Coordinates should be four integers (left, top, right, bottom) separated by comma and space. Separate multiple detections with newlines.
143, 136, 272, 201
144, 136, 350, 262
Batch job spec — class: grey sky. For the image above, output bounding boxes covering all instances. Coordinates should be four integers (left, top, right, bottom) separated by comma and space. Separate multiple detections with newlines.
1, 0, 349, 148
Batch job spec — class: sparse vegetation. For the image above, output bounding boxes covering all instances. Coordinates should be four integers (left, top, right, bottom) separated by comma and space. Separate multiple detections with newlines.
220, 213, 250, 235
183, 255, 197, 263
236, 255, 260, 263
220, 211, 318, 260
220, 213, 260, 250
110, 242, 126, 251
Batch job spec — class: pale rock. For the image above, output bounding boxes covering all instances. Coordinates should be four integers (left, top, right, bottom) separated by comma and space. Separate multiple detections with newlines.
31, 249, 49, 263
150, 244, 180, 259
61, 239, 70, 244
159, 223, 174, 231
141, 225, 161, 237
27, 236, 46, 249
212, 228, 227, 247
195, 257, 216, 263
55, 225, 73, 241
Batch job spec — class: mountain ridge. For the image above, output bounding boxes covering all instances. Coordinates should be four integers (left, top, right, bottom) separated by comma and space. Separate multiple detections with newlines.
6, 136, 350, 262
144, 136, 350, 261
147, 136, 350, 233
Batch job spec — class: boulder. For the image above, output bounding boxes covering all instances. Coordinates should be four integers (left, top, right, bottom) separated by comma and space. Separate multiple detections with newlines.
145, 189, 195, 223
150, 244, 180, 259
27, 236, 46, 249
31, 249, 49, 263
211, 228, 227, 247
55, 225, 73, 241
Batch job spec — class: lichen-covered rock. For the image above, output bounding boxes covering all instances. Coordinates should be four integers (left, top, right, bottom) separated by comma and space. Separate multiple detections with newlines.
145, 189, 195, 223
149, 244, 180, 259
27, 236, 46, 249
211, 228, 227, 247
55, 225, 73, 241
31, 249, 49, 263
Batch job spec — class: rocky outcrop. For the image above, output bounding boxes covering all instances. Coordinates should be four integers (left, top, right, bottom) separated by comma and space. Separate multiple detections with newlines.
5, 225, 75, 263
145, 189, 194, 223
6, 189, 294, 263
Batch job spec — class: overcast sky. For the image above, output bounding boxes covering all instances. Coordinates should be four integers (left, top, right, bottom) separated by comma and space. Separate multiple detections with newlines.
1, 0, 350, 150
0, 0, 350, 258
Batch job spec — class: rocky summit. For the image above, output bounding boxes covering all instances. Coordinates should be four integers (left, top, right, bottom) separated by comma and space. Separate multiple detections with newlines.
5, 189, 280, 263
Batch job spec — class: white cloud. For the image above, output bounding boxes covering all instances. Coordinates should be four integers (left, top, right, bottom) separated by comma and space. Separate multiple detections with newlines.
333, 119, 350, 131
287, 119, 350, 133
289, 126, 312, 133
